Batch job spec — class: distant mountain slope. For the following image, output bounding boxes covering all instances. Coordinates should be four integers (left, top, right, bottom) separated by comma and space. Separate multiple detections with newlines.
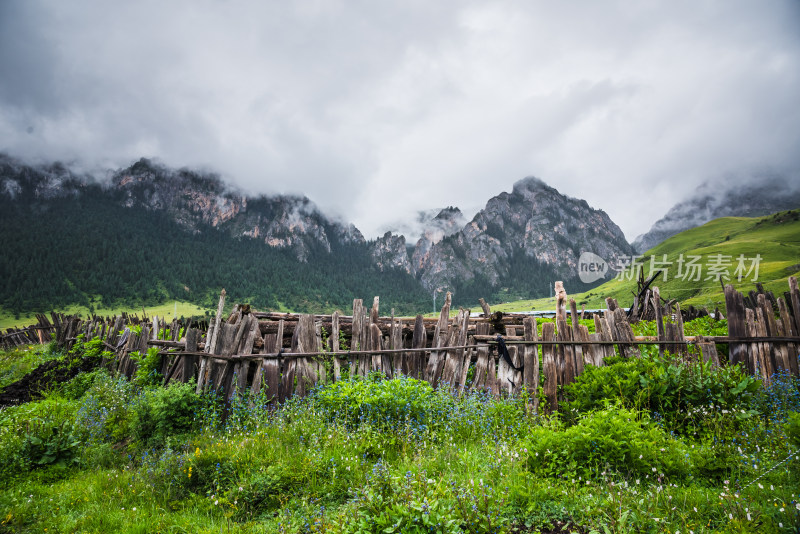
414, 177, 634, 302
0, 154, 639, 314
493, 209, 800, 314
632, 176, 800, 253
0, 155, 428, 316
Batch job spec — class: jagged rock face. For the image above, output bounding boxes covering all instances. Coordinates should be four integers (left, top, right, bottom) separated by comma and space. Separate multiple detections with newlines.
0, 155, 92, 200
632, 176, 800, 253
0, 155, 366, 262
416, 177, 634, 291
1, 154, 635, 294
114, 159, 243, 229
371, 232, 413, 274
114, 159, 366, 261
411, 207, 465, 274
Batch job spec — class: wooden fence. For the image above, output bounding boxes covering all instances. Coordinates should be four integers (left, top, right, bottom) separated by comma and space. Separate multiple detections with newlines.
4, 278, 800, 412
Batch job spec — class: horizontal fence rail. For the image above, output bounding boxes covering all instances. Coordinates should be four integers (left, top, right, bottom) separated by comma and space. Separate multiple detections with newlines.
2, 278, 799, 413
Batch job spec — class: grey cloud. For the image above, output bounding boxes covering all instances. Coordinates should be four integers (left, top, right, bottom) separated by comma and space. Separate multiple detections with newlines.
1, 0, 799, 241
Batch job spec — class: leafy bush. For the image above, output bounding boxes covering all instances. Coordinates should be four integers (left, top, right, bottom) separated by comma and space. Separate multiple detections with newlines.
67, 334, 112, 364
341, 462, 501, 534
524, 406, 690, 480
58, 368, 108, 400
74, 371, 136, 446
785, 411, 800, 449
132, 382, 201, 447
0, 397, 81, 478
236, 465, 299, 519
131, 347, 163, 387
562, 353, 760, 435
313, 374, 436, 429
20, 420, 81, 468
755, 369, 800, 424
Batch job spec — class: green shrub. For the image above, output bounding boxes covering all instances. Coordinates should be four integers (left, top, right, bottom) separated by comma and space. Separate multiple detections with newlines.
131, 347, 163, 387
342, 463, 462, 534
785, 411, 800, 449
67, 334, 112, 364
686, 440, 741, 482
524, 406, 689, 480
20, 420, 81, 468
74, 371, 136, 446
562, 353, 760, 435
0, 398, 81, 478
236, 465, 298, 519
313, 374, 436, 428
58, 368, 108, 400
132, 382, 200, 447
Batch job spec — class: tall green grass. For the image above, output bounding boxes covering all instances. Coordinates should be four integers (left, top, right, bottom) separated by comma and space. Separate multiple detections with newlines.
0, 333, 799, 533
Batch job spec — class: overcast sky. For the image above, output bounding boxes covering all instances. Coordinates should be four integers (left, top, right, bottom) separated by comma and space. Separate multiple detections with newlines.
1, 0, 799, 241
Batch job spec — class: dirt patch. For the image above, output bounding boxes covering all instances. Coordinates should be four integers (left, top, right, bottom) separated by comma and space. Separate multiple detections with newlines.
0, 355, 101, 406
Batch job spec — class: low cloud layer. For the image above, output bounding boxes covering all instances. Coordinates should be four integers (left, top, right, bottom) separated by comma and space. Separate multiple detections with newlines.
2, 1, 799, 240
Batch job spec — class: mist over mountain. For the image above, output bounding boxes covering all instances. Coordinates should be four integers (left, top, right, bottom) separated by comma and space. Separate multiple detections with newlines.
0, 154, 427, 315
1, 154, 635, 314
632, 174, 800, 253
412, 177, 634, 301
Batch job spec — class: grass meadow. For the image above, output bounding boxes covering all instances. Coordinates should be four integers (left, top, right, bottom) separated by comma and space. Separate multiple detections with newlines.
0, 318, 799, 533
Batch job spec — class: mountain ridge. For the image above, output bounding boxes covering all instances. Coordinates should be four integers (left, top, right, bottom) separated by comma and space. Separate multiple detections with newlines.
632, 175, 800, 253
0, 153, 665, 315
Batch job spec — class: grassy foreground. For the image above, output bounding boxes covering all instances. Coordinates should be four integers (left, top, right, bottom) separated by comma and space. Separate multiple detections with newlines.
1, 322, 799, 533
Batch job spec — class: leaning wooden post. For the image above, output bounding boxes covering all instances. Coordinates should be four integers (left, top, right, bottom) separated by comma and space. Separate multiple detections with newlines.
233, 316, 259, 397
425, 292, 451, 387
724, 284, 748, 368
653, 287, 665, 358
555, 282, 574, 386
331, 311, 341, 380
295, 314, 319, 397
523, 317, 540, 414
777, 297, 799, 376
569, 298, 584, 377
351, 299, 366, 376
411, 315, 426, 379
197, 289, 226, 394
370, 296, 380, 326
696, 335, 720, 367
541, 322, 557, 413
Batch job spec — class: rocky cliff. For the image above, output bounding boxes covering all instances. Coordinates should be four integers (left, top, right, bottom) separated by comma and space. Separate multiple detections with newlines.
113, 159, 365, 262
414, 177, 634, 292
0, 155, 365, 263
1, 154, 637, 304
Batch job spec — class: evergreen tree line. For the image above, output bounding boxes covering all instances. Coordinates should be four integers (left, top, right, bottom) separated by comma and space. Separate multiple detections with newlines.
0, 187, 430, 316
0, 186, 591, 317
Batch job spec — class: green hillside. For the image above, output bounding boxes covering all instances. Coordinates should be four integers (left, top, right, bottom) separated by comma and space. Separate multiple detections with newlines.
0, 186, 431, 323
484, 209, 800, 314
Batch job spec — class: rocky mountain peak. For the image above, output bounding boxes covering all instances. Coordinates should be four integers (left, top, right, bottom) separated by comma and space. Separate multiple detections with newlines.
115, 158, 244, 229
0, 153, 92, 201
510, 176, 554, 197
410, 206, 467, 274
371, 232, 413, 274
415, 176, 633, 293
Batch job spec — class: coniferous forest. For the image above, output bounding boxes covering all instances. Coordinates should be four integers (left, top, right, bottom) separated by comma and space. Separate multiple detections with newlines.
0, 186, 431, 316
